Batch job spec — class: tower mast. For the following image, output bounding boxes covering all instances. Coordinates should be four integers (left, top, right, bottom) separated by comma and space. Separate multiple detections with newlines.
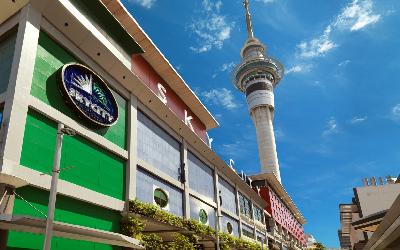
233, 0, 284, 182
243, 0, 254, 39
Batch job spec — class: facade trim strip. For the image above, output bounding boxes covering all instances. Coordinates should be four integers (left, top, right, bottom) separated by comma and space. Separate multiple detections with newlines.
58, 0, 131, 69
29, 96, 129, 160
40, 18, 130, 99
188, 189, 217, 209
3, 163, 124, 211
137, 159, 185, 191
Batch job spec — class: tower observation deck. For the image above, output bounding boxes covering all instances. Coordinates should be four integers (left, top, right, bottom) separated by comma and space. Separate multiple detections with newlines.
233, 0, 284, 182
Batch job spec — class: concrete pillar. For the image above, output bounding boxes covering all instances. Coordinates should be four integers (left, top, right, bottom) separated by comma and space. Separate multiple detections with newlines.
214, 168, 221, 250
126, 94, 138, 210
235, 184, 243, 237
0, 4, 41, 171
182, 141, 190, 219
250, 106, 281, 182
0, 5, 41, 249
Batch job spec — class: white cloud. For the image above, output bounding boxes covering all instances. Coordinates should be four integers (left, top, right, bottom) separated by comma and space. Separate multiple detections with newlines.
274, 127, 285, 141
297, 0, 380, 59
286, 64, 312, 74
221, 62, 236, 72
391, 104, 400, 120
297, 25, 337, 58
338, 59, 351, 67
211, 62, 236, 78
134, 0, 156, 9
322, 117, 339, 136
335, 0, 380, 31
189, 0, 234, 53
221, 142, 242, 157
255, 0, 275, 3
201, 88, 238, 110
349, 116, 368, 124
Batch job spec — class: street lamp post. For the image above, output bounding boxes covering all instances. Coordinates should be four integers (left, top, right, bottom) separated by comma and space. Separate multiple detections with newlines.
43, 123, 75, 250
216, 214, 223, 250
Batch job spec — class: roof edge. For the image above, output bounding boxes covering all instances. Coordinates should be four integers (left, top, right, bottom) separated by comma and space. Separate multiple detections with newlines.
251, 173, 306, 225
100, 0, 219, 130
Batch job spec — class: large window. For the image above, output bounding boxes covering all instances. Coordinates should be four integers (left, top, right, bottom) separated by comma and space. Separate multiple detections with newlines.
0, 30, 16, 95
189, 195, 216, 228
187, 152, 214, 200
218, 177, 237, 215
239, 193, 252, 219
137, 111, 181, 180
0, 108, 3, 126
254, 205, 263, 223
136, 168, 184, 217
242, 224, 255, 239
221, 213, 239, 236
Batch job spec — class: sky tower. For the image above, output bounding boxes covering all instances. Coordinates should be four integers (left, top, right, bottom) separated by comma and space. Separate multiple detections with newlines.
233, 0, 284, 182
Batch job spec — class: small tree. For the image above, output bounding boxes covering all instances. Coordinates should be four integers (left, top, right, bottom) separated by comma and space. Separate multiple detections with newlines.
313, 242, 326, 250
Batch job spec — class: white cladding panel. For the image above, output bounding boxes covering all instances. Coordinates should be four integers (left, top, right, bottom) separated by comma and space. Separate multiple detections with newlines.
246, 90, 274, 110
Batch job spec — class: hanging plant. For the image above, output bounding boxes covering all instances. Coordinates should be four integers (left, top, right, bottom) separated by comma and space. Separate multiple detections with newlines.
124, 200, 267, 250
121, 216, 144, 238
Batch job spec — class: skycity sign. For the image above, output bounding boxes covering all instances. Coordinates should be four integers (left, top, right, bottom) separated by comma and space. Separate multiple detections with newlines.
59, 63, 119, 127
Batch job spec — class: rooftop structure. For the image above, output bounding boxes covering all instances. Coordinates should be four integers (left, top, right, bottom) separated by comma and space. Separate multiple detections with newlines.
338, 175, 400, 250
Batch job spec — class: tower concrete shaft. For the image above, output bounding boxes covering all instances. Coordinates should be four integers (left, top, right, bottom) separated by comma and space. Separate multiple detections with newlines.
251, 106, 280, 182
233, 0, 284, 182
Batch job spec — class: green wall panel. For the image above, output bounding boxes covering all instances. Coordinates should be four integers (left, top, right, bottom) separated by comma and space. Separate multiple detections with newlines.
20, 110, 125, 200
7, 186, 121, 250
0, 30, 17, 94
30, 31, 127, 149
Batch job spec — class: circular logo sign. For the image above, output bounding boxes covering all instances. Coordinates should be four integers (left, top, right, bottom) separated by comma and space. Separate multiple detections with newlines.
59, 63, 119, 127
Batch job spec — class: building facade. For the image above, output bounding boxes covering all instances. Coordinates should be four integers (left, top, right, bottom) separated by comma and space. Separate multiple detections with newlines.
0, 0, 306, 249
338, 175, 400, 250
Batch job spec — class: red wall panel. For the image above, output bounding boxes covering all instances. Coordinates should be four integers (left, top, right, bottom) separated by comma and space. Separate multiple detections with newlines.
131, 55, 207, 142
258, 186, 306, 244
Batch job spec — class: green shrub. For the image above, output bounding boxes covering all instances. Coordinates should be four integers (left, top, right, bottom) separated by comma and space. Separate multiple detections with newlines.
168, 233, 197, 250
219, 232, 236, 250
183, 219, 215, 236
121, 216, 144, 238
141, 233, 165, 250
125, 200, 268, 250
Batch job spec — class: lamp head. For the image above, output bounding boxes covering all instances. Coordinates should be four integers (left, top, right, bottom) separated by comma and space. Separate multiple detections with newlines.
60, 126, 76, 136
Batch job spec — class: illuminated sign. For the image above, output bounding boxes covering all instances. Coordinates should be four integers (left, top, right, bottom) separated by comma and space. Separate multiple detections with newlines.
59, 63, 119, 127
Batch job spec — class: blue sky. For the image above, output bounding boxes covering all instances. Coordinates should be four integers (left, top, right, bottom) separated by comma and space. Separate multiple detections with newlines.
122, 0, 400, 247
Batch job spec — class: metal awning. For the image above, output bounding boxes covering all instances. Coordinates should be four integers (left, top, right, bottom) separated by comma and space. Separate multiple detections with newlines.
0, 215, 144, 249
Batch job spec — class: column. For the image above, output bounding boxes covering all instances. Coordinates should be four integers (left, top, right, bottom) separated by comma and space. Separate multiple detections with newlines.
126, 94, 138, 209
0, 4, 41, 170
0, 185, 15, 250
0, 5, 41, 249
182, 141, 190, 219
214, 168, 221, 250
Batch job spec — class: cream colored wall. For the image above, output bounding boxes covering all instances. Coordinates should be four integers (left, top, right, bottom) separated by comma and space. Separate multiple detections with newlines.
356, 184, 400, 216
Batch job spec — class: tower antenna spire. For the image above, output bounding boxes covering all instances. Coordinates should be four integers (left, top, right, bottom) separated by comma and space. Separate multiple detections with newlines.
243, 0, 254, 39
